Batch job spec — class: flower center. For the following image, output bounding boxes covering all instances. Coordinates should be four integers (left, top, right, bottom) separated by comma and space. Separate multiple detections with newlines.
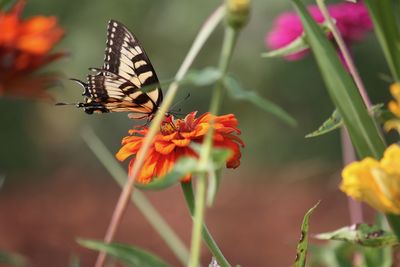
160, 121, 176, 135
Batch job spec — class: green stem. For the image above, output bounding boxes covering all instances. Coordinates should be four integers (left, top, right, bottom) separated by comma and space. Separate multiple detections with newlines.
188, 174, 207, 267
93, 6, 224, 267
81, 128, 190, 265
187, 26, 239, 267
181, 182, 230, 267
316, 0, 372, 108
386, 214, 400, 240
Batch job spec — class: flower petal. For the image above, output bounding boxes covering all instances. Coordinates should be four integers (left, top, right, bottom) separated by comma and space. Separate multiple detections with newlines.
154, 141, 175, 155
172, 138, 191, 147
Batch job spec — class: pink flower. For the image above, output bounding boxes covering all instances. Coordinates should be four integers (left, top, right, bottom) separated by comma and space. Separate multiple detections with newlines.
266, 2, 372, 60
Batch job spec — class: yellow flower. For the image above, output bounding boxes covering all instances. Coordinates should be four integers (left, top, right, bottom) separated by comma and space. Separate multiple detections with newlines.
384, 83, 400, 133
340, 144, 400, 215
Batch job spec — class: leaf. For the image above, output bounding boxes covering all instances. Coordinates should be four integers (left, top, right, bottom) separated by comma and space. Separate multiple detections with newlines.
182, 67, 222, 87
262, 34, 309, 58
306, 104, 392, 138
309, 242, 355, 267
292, 0, 386, 159
306, 109, 343, 138
361, 246, 393, 267
315, 224, 398, 247
78, 239, 170, 267
137, 157, 199, 190
294, 202, 320, 267
189, 144, 232, 169
372, 104, 396, 124
223, 76, 297, 126
0, 250, 27, 267
363, 0, 400, 81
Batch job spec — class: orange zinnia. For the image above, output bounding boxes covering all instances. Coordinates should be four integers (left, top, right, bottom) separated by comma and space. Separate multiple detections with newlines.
116, 111, 245, 184
0, 0, 64, 98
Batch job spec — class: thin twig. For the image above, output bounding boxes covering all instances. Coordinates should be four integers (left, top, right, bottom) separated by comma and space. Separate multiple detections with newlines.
94, 5, 225, 267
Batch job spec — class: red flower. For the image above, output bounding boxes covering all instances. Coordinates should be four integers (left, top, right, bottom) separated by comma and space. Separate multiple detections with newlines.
116, 112, 245, 184
0, 0, 64, 98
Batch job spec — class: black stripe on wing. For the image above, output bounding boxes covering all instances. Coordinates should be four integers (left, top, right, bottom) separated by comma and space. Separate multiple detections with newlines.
104, 20, 160, 90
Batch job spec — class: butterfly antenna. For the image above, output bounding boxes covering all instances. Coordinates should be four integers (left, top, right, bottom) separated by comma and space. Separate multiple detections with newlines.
169, 93, 190, 111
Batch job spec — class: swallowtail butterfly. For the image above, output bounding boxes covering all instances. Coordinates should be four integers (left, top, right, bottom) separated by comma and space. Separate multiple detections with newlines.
70, 20, 163, 119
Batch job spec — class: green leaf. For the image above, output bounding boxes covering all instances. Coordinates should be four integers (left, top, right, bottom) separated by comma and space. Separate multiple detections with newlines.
0, 250, 27, 267
223, 76, 297, 126
190, 144, 232, 169
306, 109, 343, 138
292, 0, 386, 159
182, 67, 221, 87
306, 104, 392, 138
309, 242, 355, 267
137, 157, 199, 190
372, 104, 396, 124
361, 246, 393, 267
262, 34, 309, 58
364, 0, 400, 81
294, 202, 320, 267
315, 223, 398, 247
78, 239, 170, 267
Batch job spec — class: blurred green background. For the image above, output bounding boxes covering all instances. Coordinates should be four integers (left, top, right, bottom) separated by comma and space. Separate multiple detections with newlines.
0, 0, 393, 266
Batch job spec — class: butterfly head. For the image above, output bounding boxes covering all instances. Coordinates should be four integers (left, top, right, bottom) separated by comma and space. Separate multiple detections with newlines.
70, 78, 109, 114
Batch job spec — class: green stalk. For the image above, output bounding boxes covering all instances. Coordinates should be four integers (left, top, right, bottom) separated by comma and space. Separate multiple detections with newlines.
186, 26, 238, 267
94, 6, 225, 267
81, 128, 190, 265
181, 182, 230, 267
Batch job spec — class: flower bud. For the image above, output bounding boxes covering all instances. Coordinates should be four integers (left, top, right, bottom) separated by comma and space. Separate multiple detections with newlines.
225, 0, 250, 29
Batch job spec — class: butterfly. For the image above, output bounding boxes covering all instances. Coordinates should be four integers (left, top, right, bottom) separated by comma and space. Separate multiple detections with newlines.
67, 20, 163, 120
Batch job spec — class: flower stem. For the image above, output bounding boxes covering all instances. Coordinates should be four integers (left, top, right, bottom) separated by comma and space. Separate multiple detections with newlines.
316, 0, 372, 226
315, 0, 400, 241
187, 26, 239, 267
93, 6, 224, 267
81, 128, 190, 265
181, 182, 230, 267
316, 0, 371, 108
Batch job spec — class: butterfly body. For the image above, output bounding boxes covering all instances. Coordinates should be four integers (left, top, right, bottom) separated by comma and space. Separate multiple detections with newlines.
71, 20, 162, 119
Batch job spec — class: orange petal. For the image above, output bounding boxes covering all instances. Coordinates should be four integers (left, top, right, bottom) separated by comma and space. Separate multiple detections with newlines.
154, 141, 175, 154
172, 138, 191, 147
17, 16, 63, 54
116, 141, 142, 161
155, 151, 175, 178
137, 152, 160, 183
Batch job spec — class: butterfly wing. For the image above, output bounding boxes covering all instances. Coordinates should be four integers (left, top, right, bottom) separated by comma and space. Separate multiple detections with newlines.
76, 19, 162, 117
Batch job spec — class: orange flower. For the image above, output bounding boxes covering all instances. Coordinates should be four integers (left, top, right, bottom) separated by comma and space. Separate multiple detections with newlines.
116, 111, 245, 184
0, 0, 64, 98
